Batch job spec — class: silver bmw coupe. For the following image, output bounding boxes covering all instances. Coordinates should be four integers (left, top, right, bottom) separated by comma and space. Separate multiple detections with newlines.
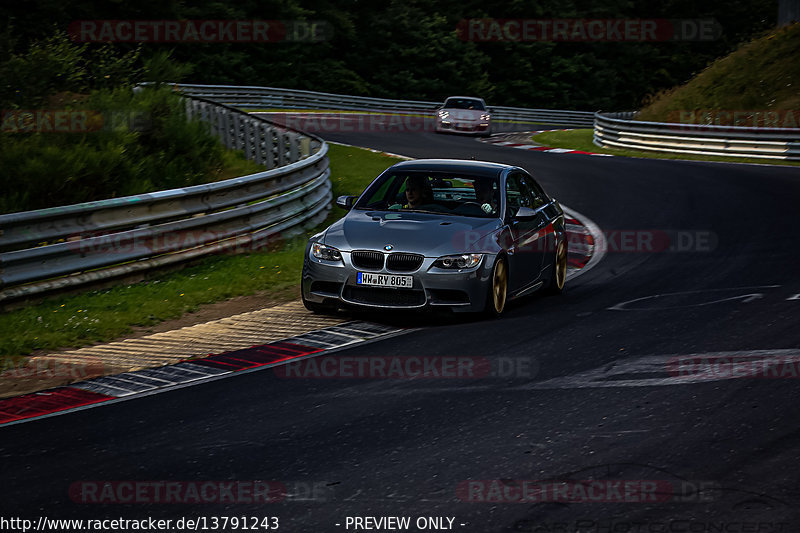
301, 159, 567, 316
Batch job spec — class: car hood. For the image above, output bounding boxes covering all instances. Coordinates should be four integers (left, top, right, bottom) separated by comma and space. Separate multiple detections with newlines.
323, 210, 501, 257
442, 109, 485, 121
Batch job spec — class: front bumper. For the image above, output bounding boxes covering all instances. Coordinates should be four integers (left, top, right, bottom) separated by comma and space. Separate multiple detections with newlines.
302, 246, 496, 313
435, 118, 491, 135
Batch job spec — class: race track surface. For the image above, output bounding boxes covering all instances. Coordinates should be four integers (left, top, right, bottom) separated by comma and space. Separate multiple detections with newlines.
2, 125, 800, 532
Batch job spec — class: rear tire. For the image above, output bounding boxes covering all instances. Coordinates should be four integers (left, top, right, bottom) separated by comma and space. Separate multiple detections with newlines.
483, 257, 508, 317
543, 238, 567, 295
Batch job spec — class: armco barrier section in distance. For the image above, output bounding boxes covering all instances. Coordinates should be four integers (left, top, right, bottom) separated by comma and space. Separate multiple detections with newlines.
594, 111, 800, 160
169, 83, 597, 128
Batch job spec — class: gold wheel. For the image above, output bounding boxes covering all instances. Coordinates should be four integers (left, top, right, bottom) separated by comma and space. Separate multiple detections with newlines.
555, 240, 567, 291
491, 258, 508, 315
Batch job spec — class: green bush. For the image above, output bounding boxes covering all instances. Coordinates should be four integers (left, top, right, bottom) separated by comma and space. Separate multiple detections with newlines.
0, 29, 216, 214
0, 31, 144, 110
0, 87, 227, 214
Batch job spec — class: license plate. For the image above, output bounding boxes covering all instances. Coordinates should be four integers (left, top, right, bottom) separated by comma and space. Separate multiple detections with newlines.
357, 272, 412, 288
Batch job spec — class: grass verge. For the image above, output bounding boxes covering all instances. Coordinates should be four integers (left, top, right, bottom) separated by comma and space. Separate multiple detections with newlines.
214, 150, 268, 181
0, 143, 400, 362
532, 129, 800, 167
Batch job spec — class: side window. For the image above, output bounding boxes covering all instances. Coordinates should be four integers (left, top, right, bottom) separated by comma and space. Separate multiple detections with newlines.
505, 173, 536, 217
522, 174, 548, 208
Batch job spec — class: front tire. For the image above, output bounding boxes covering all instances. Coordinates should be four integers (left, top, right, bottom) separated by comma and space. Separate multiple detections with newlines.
484, 257, 508, 317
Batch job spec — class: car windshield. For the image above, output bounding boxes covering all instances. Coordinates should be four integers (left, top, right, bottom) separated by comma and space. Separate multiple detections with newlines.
354, 171, 500, 218
443, 98, 486, 111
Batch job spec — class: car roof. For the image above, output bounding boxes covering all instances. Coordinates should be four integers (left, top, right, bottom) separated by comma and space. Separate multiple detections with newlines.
388, 159, 510, 177
443, 96, 486, 102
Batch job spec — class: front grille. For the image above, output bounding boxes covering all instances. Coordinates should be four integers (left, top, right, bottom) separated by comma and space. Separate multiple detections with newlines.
351, 250, 384, 270
343, 286, 425, 307
386, 252, 424, 272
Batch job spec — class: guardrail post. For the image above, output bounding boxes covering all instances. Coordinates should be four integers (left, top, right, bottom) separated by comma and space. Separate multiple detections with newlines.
243, 118, 253, 160
277, 130, 287, 167
288, 132, 299, 162
299, 137, 311, 159
220, 110, 232, 148
200, 102, 210, 124
210, 105, 221, 138
230, 112, 238, 150
265, 125, 276, 169
253, 123, 265, 166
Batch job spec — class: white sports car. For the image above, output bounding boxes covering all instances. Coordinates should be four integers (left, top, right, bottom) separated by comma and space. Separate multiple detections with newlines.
434, 96, 492, 136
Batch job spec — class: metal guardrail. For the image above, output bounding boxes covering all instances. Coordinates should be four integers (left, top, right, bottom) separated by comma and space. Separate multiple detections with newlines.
594, 112, 800, 160
170, 83, 597, 127
0, 93, 332, 302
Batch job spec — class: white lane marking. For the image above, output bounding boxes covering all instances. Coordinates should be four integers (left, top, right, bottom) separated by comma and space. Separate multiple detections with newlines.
608, 286, 782, 311
0, 327, 413, 429
514, 349, 800, 390
788, 294, 800, 301
479, 131, 614, 157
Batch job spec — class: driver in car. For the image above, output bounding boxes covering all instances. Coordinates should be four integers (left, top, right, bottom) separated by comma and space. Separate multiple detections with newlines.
390, 176, 434, 210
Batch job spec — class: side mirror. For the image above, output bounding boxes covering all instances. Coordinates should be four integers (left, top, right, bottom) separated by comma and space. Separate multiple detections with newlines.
336, 195, 357, 210
514, 206, 538, 220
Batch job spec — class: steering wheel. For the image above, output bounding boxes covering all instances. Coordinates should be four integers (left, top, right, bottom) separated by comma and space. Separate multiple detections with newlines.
461, 202, 495, 214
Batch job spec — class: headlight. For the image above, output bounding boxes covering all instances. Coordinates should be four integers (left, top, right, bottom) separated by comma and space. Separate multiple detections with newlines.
438, 110, 449, 119
433, 254, 483, 269
480, 113, 491, 121
311, 242, 342, 262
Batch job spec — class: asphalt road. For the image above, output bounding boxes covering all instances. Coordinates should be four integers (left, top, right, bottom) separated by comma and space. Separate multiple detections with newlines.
2, 126, 800, 532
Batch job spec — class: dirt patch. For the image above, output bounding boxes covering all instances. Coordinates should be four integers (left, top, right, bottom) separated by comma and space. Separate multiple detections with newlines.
123, 285, 301, 339
0, 286, 303, 399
